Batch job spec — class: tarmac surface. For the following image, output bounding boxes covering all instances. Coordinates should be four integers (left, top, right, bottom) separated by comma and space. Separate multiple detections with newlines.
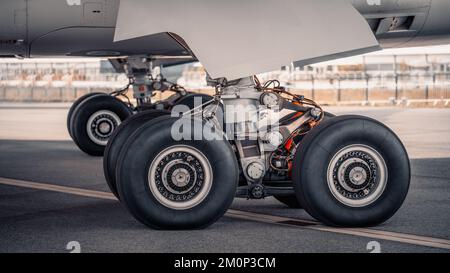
0, 103, 449, 253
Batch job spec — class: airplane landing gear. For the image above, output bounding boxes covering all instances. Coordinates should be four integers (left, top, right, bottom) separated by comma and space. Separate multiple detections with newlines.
67, 56, 210, 156
105, 75, 410, 229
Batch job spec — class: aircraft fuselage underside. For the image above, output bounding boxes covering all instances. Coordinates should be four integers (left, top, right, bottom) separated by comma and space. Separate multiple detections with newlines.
1, 0, 450, 65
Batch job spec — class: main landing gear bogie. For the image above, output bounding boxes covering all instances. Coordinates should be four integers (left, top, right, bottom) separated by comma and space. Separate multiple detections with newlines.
101, 75, 410, 230
66, 55, 215, 157
67, 86, 215, 157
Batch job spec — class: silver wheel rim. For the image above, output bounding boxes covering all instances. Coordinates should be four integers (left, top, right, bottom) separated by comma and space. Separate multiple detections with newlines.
327, 144, 388, 207
86, 110, 121, 146
148, 145, 213, 210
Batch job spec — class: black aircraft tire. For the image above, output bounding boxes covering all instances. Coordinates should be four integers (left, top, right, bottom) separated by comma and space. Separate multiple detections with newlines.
71, 95, 133, 156
67, 92, 106, 139
103, 110, 170, 199
292, 115, 410, 227
174, 93, 214, 110
116, 116, 239, 229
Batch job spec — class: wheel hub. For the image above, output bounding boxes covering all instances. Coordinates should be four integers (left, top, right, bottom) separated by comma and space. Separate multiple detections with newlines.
148, 145, 213, 210
98, 121, 112, 135
160, 159, 199, 196
171, 168, 191, 187
86, 110, 121, 146
347, 164, 368, 185
327, 144, 387, 207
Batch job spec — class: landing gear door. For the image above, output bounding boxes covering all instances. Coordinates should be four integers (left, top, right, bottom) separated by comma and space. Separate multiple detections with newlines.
0, 0, 27, 57
114, 0, 380, 80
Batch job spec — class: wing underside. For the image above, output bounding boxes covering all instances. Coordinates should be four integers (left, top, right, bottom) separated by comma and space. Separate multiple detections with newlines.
114, 0, 380, 80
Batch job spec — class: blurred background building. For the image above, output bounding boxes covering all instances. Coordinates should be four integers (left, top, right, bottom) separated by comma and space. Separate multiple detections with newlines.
1, 46, 450, 107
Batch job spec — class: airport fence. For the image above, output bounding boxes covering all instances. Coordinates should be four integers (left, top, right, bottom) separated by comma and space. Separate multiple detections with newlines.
284, 73, 450, 107
1, 72, 450, 107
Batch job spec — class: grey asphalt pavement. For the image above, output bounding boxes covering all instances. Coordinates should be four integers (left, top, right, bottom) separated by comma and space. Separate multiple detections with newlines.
0, 104, 449, 253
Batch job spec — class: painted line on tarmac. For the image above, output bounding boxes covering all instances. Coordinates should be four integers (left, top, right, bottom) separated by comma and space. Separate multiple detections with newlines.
1, 176, 449, 251
0, 177, 116, 201
226, 210, 450, 250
